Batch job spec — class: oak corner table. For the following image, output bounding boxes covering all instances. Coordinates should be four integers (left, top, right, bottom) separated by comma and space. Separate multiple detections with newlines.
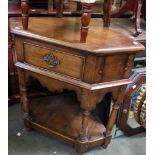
10, 17, 144, 154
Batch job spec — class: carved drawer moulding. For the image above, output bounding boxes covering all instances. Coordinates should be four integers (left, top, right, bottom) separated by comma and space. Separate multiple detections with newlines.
23, 42, 86, 80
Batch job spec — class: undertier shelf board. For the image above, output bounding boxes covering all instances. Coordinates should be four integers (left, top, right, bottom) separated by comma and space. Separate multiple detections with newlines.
29, 93, 106, 143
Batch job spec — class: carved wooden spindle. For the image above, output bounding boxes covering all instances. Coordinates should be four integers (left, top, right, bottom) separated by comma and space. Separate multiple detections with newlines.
79, 110, 90, 141
75, 89, 98, 153
103, 54, 135, 148
103, 85, 126, 148
103, 0, 112, 27
18, 68, 31, 130
21, 0, 29, 30
55, 0, 64, 17
75, 110, 90, 154
80, 3, 93, 43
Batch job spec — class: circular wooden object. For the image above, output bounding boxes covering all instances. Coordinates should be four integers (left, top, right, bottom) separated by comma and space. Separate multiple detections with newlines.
140, 100, 146, 129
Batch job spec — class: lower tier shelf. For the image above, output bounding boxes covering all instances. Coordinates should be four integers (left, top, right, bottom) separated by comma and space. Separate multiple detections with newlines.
29, 93, 107, 147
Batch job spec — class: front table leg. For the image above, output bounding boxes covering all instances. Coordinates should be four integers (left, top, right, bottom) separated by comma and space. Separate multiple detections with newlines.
80, 3, 93, 43
75, 89, 97, 154
79, 110, 90, 141
103, 54, 135, 148
102, 86, 127, 148
75, 110, 90, 154
18, 68, 31, 130
21, 0, 29, 30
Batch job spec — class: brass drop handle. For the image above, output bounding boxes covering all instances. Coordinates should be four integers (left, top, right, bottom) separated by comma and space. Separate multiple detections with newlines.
43, 53, 60, 68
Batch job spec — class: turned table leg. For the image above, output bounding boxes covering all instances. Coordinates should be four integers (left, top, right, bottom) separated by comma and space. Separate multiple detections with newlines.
80, 3, 93, 43
102, 86, 126, 148
18, 68, 31, 130
75, 110, 90, 154
103, 0, 112, 27
79, 110, 90, 141
75, 89, 98, 154
103, 54, 135, 148
21, 0, 29, 30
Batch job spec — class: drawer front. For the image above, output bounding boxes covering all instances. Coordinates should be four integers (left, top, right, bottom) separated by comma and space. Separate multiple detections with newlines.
23, 42, 85, 79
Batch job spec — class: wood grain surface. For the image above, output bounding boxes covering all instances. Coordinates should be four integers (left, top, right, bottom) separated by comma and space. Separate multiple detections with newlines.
10, 17, 144, 54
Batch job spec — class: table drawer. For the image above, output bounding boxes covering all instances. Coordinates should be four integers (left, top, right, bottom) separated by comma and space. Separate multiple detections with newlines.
23, 42, 85, 79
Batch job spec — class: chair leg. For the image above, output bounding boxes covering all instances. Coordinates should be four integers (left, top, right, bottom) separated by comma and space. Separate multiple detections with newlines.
103, 0, 112, 27
55, 0, 64, 17
63, 0, 69, 11
21, 0, 29, 30
80, 3, 93, 43
77, 2, 82, 11
48, 0, 54, 13
134, 0, 143, 36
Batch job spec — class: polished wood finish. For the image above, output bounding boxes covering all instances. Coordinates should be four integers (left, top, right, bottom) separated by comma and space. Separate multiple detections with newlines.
116, 71, 145, 136
20, 0, 65, 29
11, 17, 144, 154
11, 17, 144, 53
8, 1, 145, 102
23, 42, 85, 79
19, 0, 113, 42
80, 3, 93, 43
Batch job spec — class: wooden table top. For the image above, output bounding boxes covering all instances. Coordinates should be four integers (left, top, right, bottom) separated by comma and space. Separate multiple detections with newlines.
10, 17, 144, 54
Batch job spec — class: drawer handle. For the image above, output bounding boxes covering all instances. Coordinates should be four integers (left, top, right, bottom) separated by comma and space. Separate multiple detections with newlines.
43, 53, 60, 68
